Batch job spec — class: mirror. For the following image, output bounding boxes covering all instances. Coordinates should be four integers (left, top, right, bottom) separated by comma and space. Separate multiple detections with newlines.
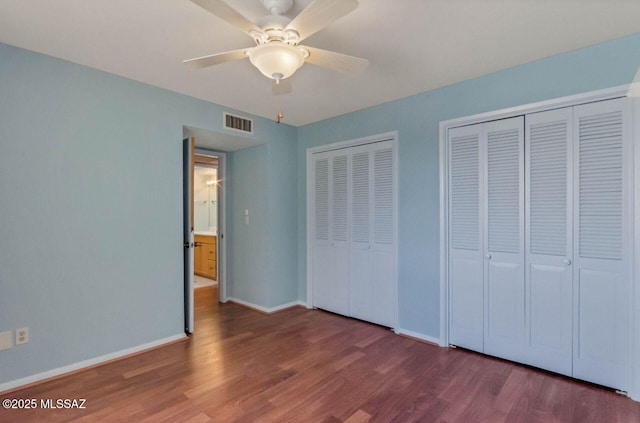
194, 165, 218, 234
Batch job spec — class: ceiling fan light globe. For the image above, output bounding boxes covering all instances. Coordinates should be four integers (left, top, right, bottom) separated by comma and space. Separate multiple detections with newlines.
248, 42, 305, 81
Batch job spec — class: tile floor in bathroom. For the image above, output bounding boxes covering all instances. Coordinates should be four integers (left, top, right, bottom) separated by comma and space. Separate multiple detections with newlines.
193, 275, 216, 289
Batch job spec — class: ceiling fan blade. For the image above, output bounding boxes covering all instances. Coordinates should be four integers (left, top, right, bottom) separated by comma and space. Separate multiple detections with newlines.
191, 0, 261, 34
183, 48, 249, 69
286, 0, 359, 42
303, 46, 368, 75
272, 78, 293, 96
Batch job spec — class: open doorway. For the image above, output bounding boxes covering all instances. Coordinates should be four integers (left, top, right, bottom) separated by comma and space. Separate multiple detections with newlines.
183, 124, 263, 333
183, 139, 227, 334
193, 155, 219, 291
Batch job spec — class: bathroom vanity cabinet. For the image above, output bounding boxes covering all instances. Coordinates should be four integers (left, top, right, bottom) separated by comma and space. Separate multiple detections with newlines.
194, 234, 217, 280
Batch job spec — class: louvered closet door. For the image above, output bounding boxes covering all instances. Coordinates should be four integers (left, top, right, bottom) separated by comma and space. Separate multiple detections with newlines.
448, 124, 484, 352
572, 98, 631, 390
483, 117, 525, 362
349, 145, 374, 324
524, 108, 573, 376
349, 141, 396, 327
313, 150, 350, 316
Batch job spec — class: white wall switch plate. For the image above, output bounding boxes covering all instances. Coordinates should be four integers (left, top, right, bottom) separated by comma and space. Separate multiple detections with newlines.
16, 327, 28, 345
0, 331, 12, 350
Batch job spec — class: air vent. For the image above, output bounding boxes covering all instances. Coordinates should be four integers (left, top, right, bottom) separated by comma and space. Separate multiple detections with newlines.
223, 112, 253, 134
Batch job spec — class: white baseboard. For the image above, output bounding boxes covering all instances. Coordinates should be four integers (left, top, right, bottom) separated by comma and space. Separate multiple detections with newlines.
0, 333, 186, 394
227, 297, 307, 314
396, 328, 442, 346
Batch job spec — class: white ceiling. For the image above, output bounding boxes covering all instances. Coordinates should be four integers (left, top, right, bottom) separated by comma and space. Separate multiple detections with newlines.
1, 0, 639, 126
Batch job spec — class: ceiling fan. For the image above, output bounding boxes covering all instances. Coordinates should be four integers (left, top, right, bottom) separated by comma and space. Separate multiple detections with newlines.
184, 0, 369, 93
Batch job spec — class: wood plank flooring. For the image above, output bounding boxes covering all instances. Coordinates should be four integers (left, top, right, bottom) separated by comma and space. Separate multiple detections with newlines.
2, 285, 639, 422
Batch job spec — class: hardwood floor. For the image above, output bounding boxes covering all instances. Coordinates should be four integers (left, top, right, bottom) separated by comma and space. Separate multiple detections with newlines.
2, 286, 639, 422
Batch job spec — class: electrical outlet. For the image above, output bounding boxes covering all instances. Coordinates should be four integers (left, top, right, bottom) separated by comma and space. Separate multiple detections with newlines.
16, 327, 28, 345
0, 331, 12, 350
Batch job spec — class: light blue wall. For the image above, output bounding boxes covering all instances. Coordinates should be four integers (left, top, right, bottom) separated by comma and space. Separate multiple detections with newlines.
267, 126, 299, 307
296, 33, 640, 338
0, 42, 295, 385
228, 144, 269, 303
226, 125, 299, 308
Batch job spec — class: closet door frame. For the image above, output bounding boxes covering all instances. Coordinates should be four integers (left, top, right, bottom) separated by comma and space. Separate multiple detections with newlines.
439, 85, 637, 399
306, 131, 399, 330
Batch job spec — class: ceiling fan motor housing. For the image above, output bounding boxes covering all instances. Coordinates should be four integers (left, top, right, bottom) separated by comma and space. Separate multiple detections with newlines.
261, 0, 293, 15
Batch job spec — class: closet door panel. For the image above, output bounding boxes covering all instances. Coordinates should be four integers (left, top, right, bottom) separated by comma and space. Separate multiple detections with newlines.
573, 98, 630, 390
349, 147, 373, 323
369, 143, 396, 327
448, 124, 484, 352
350, 142, 396, 327
312, 154, 334, 312
525, 108, 573, 375
313, 151, 350, 316
330, 152, 350, 316
483, 117, 525, 361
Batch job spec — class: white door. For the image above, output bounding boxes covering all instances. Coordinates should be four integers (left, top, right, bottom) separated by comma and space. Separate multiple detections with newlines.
572, 98, 631, 390
313, 150, 350, 316
448, 124, 484, 352
524, 107, 573, 375
349, 141, 396, 327
183, 138, 195, 333
483, 117, 526, 362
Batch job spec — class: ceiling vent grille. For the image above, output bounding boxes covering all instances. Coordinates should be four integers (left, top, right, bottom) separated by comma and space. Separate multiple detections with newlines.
223, 112, 253, 134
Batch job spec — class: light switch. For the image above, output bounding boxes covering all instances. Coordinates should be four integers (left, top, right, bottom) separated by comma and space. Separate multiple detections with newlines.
0, 331, 12, 351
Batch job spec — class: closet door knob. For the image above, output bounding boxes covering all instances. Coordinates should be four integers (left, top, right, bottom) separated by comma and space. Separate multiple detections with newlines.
486, 254, 491, 260
563, 259, 572, 266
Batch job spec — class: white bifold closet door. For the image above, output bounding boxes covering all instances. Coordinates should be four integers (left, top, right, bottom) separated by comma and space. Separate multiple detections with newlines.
448, 124, 484, 352
448, 97, 632, 392
525, 107, 573, 376
448, 116, 524, 357
572, 98, 630, 390
312, 140, 396, 327
313, 150, 350, 316
349, 141, 395, 327
483, 117, 525, 362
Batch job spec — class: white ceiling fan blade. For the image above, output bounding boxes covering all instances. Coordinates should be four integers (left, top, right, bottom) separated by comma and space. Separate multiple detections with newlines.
286, 0, 359, 42
190, 0, 261, 34
272, 78, 293, 96
303, 46, 368, 75
183, 48, 249, 69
